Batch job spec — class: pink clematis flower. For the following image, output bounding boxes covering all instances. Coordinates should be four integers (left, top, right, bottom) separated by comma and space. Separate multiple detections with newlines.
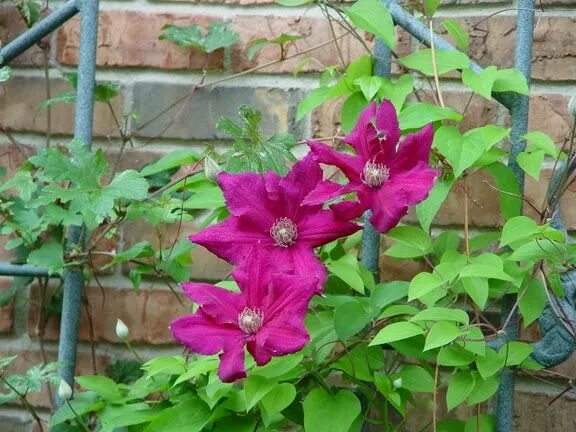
189, 155, 361, 291
170, 250, 317, 382
306, 100, 440, 233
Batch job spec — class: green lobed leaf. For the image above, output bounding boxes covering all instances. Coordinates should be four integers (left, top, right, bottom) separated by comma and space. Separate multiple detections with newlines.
27, 242, 64, 275
370, 281, 409, 313
476, 348, 505, 379
437, 346, 475, 366
347, 0, 396, 49
303, 388, 361, 432
260, 382, 296, 417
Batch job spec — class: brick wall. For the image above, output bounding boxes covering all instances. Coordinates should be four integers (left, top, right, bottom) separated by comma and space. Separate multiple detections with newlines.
1, 0, 576, 429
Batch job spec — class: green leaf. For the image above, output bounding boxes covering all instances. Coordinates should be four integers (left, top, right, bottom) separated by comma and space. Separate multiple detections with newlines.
107, 170, 149, 200
370, 281, 409, 313
27, 242, 64, 275
423, 0, 442, 17
467, 374, 499, 405
39, 91, 77, 110
501, 341, 533, 366
377, 74, 414, 110
492, 68, 529, 95
0, 355, 17, 370
108, 241, 154, 266
251, 353, 303, 378
247, 33, 305, 60
378, 304, 420, 319
408, 271, 444, 301
476, 348, 505, 379
519, 277, 547, 326
524, 131, 558, 157
75, 375, 123, 402
417, 173, 455, 233
94, 82, 120, 103
50, 392, 105, 426
142, 356, 186, 377
341, 91, 369, 133
297, 87, 334, 120
464, 414, 495, 432
327, 254, 365, 294
411, 307, 469, 325
460, 264, 512, 281
484, 162, 522, 221
334, 300, 371, 340
442, 19, 469, 51
347, 0, 396, 49
303, 388, 361, 432
370, 322, 424, 346
398, 365, 434, 392
160, 22, 239, 52
517, 149, 545, 180
424, 321, 462, 351
385, 226, 432, 258
99, 403, 157, 431
144, 398, 211, 432
446, 370, 475, 411
437, 346, 475, 366
398, 103, 462, 130
461, 66, 497, 100
243, 375, 276, 411
355, 76, 382, 101
140, 149, 201, 177
500, 216, 540, 247
172, 357, 218, 387
462, 326, 485, 356
260, 383, 296, 417
399, 49, 469, 75
461, 277, 489, 309
0, 67, 11, 82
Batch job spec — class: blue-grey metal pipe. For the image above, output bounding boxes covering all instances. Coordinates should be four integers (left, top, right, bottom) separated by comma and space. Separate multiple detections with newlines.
381, 0, 513, 110
0, 0, 79, 65
0, 262, 51, 277
56, 0, 100, 407
496, 1, 534, 431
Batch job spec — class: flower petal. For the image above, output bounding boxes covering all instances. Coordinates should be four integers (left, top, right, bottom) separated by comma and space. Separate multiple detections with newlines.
181, 282, 245, 324
374, 99, 402, 150
303, 180, 357, 206
298, 208, 362, 247
218, 341, 247, 382
365, 187, 410, 234
263, 273, 317, 320
279, 155, 323, 219
170, 310, 243, 356
307, 140, 363, 182
232, 247, 274, 309
247, 340, 272, 366
189, 216, 271, 265
392, 123, 434, 171
388, 162, 440, 205
257, 321, 310, 357
267, 245, 328, 292
331, 200, 366, 221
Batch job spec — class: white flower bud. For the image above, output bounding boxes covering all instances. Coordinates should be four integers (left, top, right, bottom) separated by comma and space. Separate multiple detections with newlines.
393, 377, 402, 389
116, 319, 129, 339
58, 379, 73, 401
204, 156, 222, 182
569, 95, 576, 118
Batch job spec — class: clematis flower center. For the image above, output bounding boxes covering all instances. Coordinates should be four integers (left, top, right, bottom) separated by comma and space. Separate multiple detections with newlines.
238, 307, 264, 334
270, 217, 298, 247
361, 161, 390, 188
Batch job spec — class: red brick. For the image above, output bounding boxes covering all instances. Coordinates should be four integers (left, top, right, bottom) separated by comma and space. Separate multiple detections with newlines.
57, 11, 224, 69
0, 278, 14, 334
527, 93, 573, 146
0, 5, 45, 67
231, 15, 372, 74
0, 76, 122, 137
29, 285, 188, 345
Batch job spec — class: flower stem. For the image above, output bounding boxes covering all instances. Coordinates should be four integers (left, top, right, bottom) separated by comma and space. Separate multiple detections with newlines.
67, 399, 90, 432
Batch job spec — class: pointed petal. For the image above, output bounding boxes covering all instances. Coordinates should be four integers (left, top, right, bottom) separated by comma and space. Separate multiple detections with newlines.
257, 321, 310, 357
298, 208, 362, 247
189, 216, 271, 265
389, 162, 440, 205
366, 188, 410, 233
232, 247, 274, 309
170, 310, 243, 355
247, 339, 272, 366
181, 282, 245, 324
345, 102, 377, 160
264, 273, 317, 320
279, 155, 323, 219
217, 172, 276, 226
307, 140, 363, 182
267, 246, 328, 293
374, 99, 402, 149
393, 123, 434, 171
218, 341, 247, 382
331, 199, 367, 221
303, 180, 357, 206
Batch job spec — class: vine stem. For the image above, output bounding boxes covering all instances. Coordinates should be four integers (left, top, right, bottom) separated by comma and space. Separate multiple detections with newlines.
0, 375, 44, 432
66, 399, 90, 432
429, 20, 445, 108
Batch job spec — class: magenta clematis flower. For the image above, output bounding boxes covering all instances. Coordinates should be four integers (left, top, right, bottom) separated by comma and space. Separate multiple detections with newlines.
306, 100, 440, 233
189, 155, 361, 291
170, 250, 317, 382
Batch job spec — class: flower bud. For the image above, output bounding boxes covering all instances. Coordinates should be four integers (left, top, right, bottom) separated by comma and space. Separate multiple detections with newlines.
58, 379, 73, 401
204, 156, 222, 182
393, 377, 402, 389
569, 95, 576, 118
116, 319, 129, 339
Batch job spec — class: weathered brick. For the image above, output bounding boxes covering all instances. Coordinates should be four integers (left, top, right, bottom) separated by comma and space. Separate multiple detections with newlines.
0, 5, 45, 67
513, 386, 576, 431
0, 76, 122, 137
0, 278, 14, 334
0, 413, 32, 432
57, 11, 223, 69
132, 82, 304, 140
123, 220, 233, 282
527, 93, 573, 146
29, 285, 188, 345
231, 15, 373, 74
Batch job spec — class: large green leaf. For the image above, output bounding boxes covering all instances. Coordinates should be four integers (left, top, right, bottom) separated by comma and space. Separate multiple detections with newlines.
398, 103, 462, 130
446, 370, 475, 411
424, 321, 462, 351
347, 0, 396, 49
334, 300, 371, 340
370, 322, 424, 346
144, 398, 211, 432
303, 388, 361, 432
399, 49, 469, 75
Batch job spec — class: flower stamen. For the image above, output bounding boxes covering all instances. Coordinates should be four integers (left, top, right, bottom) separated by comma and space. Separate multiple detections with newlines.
361, 161, 390, 188
270, 217, 298, 247
238, 308, 264, 334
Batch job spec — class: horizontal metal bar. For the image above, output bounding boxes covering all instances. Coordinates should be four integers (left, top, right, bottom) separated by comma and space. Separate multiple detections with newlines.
0, 262, 53, 277
383, 0, 514, 111
0, 0, 79, 65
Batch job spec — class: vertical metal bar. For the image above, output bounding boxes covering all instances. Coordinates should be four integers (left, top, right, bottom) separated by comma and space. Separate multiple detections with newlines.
496, 1, 534, 430
56, 0, 99, 407
0, 0, 79, 65
359, 33, 392, 280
